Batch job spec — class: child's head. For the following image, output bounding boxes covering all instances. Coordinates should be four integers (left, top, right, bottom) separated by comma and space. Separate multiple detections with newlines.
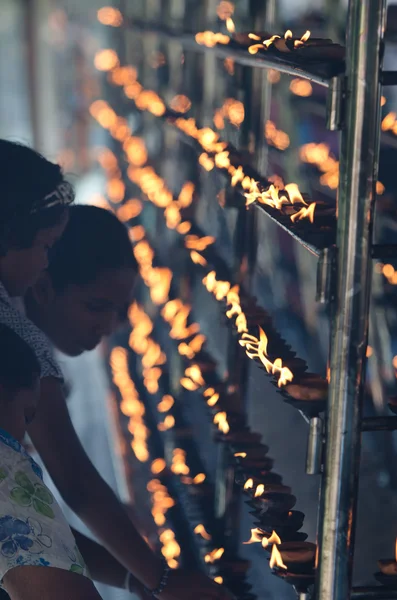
0, 325, 40, 442
0, 140, 73, 296
26, 205, 137, 356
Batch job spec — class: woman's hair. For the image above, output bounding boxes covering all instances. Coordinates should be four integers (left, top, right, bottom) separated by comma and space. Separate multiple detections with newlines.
0, 140, 74, 256
0, 325, 40, 391
47, 204, 137, 291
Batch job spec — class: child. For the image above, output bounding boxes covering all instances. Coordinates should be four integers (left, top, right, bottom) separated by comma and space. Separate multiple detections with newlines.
0, 325, 100, 599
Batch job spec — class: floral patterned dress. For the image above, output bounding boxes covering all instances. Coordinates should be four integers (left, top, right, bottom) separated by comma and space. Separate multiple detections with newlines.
0, 427, 90, 589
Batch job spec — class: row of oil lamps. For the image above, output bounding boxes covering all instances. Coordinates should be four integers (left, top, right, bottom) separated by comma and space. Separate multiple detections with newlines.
93, 17, 397, 592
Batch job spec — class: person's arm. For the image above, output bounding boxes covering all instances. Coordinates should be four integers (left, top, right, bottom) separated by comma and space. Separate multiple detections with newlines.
4, 565, 102, 600
27, 376, 163, 591
71, 527, 147, 596
28, 377, 233, 600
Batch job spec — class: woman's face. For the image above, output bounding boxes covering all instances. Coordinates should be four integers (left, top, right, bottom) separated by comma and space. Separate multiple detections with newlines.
36, 267, 136, 356
0, 213, 69, 297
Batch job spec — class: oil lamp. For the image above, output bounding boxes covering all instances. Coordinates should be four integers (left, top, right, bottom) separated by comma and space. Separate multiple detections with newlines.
376, 539, 397, 587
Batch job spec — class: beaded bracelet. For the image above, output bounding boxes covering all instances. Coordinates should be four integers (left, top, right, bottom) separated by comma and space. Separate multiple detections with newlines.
144, 561, 171, 597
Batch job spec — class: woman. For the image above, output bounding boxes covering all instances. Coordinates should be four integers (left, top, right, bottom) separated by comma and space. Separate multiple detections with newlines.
0, 144, 231, 600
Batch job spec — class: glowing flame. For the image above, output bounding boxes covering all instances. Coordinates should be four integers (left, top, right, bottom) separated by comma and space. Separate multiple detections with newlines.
190, 251, 207, 266
254, 484, 265, 497
148, 479, 175, 528
205, 548, 225, 563
239, 328, 294, 387
195, 31, 230, 47
151, 458, 166, 474
185, 235, 215, 251
97, 6, 123, 26
199, 152, 215, 171
290, 78, 312, 97
244, 528, 264, 545
234, 452, 247, 458
170, 95, 192, 114
193, 473, 206, 484
262, 531, 282, 548
269, 544, 287, 570
265, 121, 290, 150
159, 529, 181, 568
158, 415, 175, 431
158, 395, 175, 412
217, 1, 234, 20
116, 198, 142, 222
180, 365, 206, 390
94, 49, 119, 71
214, 576, 223, 584
171, 448, 190, 475
213, 411, 230, 434
226, 17, 235, 33
244, 478, 254, 490
194, 524, 212, 540
110, 347, 149, 462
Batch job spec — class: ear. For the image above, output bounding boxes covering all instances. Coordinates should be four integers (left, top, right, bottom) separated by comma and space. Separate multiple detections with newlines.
29, 271, 55, 306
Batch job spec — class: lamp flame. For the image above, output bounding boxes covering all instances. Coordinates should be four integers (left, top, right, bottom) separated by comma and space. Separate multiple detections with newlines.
262, 530, 282, 548
269, 544, 287, 570
204, 548, 225, 563
243, 528, 264, 545
244, 478, 254, 490
194, 524, 212, 540
239, 328, 294, 387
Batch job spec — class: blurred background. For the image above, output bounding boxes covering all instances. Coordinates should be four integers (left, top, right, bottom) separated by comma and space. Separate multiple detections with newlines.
3, 1, 397, 599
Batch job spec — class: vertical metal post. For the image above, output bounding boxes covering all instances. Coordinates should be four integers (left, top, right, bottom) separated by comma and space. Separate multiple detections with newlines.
316, 2, 386, 599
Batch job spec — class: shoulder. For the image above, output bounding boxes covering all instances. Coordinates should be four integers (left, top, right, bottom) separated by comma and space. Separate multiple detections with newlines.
0, 290, 62, 381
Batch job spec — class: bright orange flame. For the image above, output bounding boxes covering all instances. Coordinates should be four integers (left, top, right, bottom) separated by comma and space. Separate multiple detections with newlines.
158, 395, 175, 413
290, 78, 312, 97
217, 1, 234, 20
194, 524, 212, 540
97, 6, 123, 26
193, 473, 206, 484
254, 484, 265, 497
181, 364, 206, 390
110, 347, 149, 462
94, 49, 119, 71
171, 448, 190, 475
204, 548, 225, 563
243, 528, 263, 545
239, 328, 294, 387
195, 31, 230, 47
265, 121, 290, 150
213, 411, 230, 434
170, 95, 192, 114
151, 458, 166, 474
270, 544, 287, 570
244, 478, 254, 490
214, 576, 223, 585
262, 530, 282, 548
234, 452, 247, 458
226, 17, 235, 33
158, 415, 175, 431
116, 198, 142, 222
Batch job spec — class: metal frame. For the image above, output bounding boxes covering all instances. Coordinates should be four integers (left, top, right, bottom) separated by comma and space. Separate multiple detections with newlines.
113, 1, 396, 598
316, 2, 386, 600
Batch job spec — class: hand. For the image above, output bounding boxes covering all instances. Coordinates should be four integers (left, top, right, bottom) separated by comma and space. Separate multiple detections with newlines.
159, 569, 235, 600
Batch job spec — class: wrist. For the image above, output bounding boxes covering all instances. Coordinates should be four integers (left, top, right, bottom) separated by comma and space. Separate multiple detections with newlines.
143, 559, 171, 598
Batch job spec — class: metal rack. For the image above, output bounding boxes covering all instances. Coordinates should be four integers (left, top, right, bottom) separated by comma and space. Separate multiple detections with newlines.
99, 0, 397, 598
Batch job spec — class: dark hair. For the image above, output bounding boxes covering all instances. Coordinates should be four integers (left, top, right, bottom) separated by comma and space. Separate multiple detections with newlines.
0, 140, 74, 255
0, 325, 40, 392
47, 205, 137, 291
